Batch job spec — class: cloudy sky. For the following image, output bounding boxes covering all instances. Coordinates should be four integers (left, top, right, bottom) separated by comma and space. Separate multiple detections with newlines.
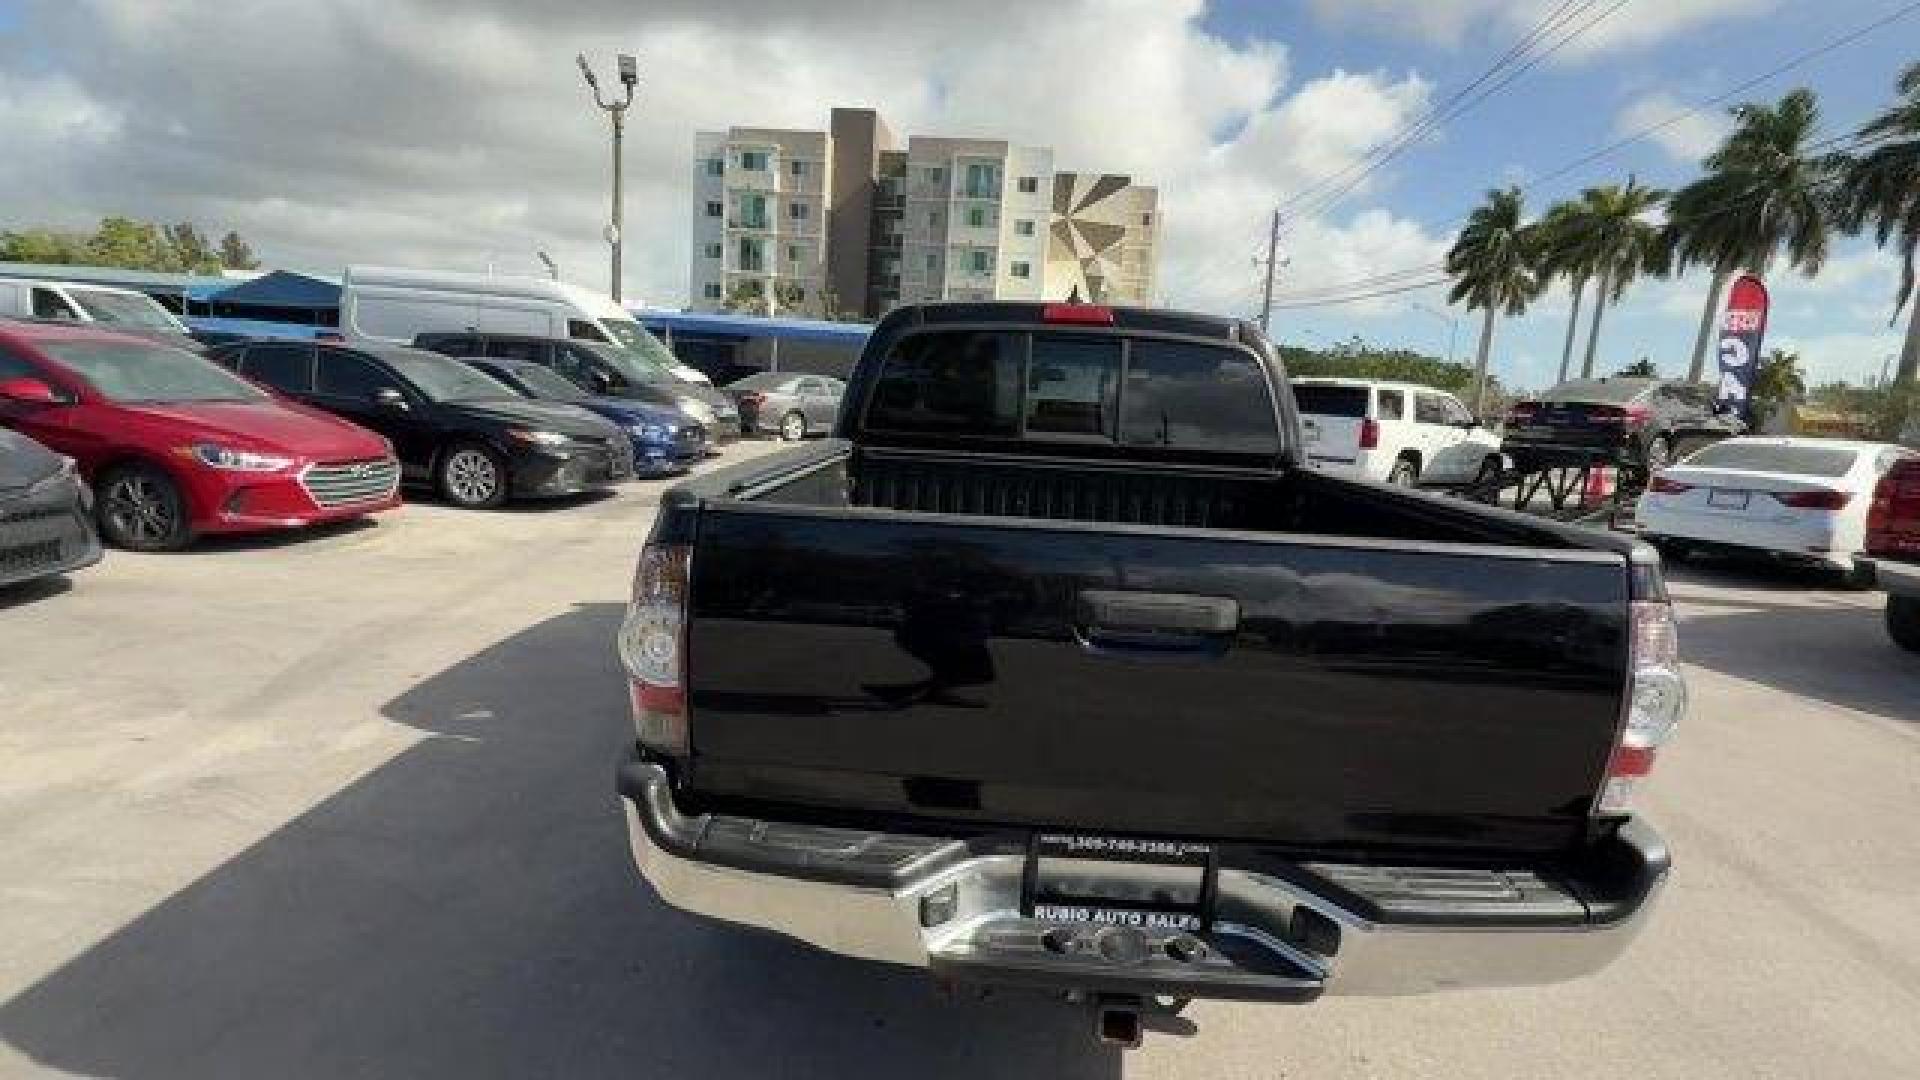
1, 0, 1914, 389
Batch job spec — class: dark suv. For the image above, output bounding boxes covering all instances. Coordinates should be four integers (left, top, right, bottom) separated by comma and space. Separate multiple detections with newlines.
211, 340, 633, 508
413, 332, 741, 443
1503, 377, 1742, 474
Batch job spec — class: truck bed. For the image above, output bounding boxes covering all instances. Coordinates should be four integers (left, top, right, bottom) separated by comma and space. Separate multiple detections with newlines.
664, 443, 1633, 859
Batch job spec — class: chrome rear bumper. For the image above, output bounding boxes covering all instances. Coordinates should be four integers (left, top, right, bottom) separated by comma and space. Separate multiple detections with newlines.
620, 755, 1666, 1000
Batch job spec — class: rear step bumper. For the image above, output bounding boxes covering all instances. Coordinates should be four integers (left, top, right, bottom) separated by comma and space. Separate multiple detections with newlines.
618, 753, 1667, 1000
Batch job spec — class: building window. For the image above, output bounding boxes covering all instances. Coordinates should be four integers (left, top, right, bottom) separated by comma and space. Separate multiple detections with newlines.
790, 160, 806, 177
703, 282, 722, 299
1017, 176, 1039, 194
789, 201, 809, 221
704, 243, 722, 259
705, 201, 723, 218
927, 210, 941, 229
705, 158, 723, 177
791, 287, 805, 303
738, 238, 764, 273
923, 166, 945, 186
740, 150, 769, 171
1015, 219, 1035, 237
966, 205, 989, 229
924, 252, 939, 277
738, 193, 769, 229
962, 162, 999, 199
787, 244, 802, 262
1141, 212, 1154, 227
1010, 261, 1030, 279
969, 250, 991, 276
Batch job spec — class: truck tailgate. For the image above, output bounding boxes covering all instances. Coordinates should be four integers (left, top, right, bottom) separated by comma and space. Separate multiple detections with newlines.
683, 503, 1629, 857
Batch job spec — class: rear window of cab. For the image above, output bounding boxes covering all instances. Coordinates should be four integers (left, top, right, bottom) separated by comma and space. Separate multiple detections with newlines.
863, 330, 1280, 456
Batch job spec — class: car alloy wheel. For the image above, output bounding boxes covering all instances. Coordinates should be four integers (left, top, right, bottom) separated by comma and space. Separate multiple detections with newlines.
100, 466, 188, 551
442, 447, 503, 507
780, 410, 807, 441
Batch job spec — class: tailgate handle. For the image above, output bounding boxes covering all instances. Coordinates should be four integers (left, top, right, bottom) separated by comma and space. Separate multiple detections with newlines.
1077, 591, 1240, 637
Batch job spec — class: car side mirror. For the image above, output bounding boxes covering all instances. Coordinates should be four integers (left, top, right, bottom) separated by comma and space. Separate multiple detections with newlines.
374, 387, 410, 411
0, 377, 63, 405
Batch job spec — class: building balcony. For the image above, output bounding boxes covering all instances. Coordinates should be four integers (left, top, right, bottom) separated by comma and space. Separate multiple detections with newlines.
725, 167, 781, 192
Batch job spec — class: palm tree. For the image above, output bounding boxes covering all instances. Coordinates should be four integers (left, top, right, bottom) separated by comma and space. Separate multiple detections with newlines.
1570, 178, 1669, 378
1836, 63, 1920, 387
1446, 187, 1542, 412
1533, 199, 1602, 385
1665, 88, 1839, 382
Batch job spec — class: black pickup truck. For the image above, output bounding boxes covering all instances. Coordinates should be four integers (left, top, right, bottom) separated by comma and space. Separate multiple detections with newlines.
616, 302, 1679, 1043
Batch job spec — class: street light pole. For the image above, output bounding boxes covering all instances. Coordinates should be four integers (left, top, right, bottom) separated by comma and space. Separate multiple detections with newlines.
577, 52, 638, 303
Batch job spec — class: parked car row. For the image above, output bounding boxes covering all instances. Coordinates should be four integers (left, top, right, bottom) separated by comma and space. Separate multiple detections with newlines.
1292, 374, 1745, 491
0, 312, 852, 576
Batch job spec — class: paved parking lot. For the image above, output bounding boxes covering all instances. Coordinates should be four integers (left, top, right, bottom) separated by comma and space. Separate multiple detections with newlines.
2, 445, 1917, 1079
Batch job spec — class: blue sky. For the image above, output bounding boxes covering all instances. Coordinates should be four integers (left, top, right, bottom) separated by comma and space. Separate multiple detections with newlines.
1190, 1, 1918, 390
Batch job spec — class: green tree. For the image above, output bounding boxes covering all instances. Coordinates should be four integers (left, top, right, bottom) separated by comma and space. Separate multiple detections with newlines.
1666, 88, 1839, 382
1533, 198, 1603, 384
83, 216, 175, 270
1617, 356, 1659, 378
219, 231, 260, 271
720, 280, 769, 314
1835, 62, 1920, 390
1565, 178, 1669, 378
0, 228, 87, 264
1445, 186, 1542, 412
165, 222, 220, 273
1750, 348, 1807, 425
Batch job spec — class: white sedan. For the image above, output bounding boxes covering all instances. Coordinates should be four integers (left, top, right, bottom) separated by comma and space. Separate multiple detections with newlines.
1639, 437, 1915, 581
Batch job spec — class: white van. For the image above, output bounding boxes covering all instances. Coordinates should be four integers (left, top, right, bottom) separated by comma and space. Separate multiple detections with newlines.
0, 277, 192, 337
1292, 377, 1503, 487
339, 265, 709, 384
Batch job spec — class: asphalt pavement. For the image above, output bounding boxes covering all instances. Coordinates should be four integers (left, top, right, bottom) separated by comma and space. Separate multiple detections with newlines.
1, 442, 1915, 1079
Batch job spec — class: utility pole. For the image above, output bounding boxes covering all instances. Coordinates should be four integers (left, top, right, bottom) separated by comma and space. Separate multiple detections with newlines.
577, 53, 638, 303
1258, 208, 1282, 335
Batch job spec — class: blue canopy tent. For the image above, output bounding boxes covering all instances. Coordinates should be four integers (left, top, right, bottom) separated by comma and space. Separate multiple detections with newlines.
197, 271, 341, 325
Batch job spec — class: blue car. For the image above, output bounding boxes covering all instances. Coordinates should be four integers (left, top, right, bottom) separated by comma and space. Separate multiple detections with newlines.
460, 358, 706, 476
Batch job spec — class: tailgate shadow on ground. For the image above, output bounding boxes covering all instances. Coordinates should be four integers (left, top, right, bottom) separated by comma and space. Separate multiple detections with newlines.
0, 604, 1116, 1079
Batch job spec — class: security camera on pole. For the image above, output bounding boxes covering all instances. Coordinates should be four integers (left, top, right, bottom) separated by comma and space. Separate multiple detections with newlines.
576, 52, 638, 304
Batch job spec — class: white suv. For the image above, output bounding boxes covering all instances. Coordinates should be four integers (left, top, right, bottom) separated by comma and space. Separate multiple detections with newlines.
1293, 378, 1503, 487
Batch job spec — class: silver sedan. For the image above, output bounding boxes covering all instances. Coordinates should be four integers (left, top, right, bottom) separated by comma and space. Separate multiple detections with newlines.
725, 372, 846, 441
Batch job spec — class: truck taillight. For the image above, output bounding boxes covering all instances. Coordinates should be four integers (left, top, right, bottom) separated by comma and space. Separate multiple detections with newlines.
1597, 600, 1686, 815
1358, 418, 1380, 449
618, 542, 691, 755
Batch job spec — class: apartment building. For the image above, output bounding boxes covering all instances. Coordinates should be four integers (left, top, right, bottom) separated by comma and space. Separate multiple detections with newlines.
688, 127, 832, 317
690, 108, 1157, 318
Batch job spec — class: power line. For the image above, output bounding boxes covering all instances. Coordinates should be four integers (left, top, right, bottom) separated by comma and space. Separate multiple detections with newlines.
1256, 1, 1920, 305
1276, 0, 1596, 216
1288, 0, 1629, 222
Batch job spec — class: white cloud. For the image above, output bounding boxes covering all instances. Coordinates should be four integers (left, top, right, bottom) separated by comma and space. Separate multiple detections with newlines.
0, 0, 1450, 318
1309, 0, 1778, 58
1614, 92, 1731, 164
1771, 329, 1908, 385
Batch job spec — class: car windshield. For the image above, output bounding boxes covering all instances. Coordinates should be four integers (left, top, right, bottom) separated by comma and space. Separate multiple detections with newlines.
66, 288, 183, 331
1544, 379, 1650, 404
1684, 442, 1860, 477
40, 340, 265, 403
510, 363, 590, 402
1292, 384, 1369, 418
388, 352, 519, 403
601, 319, 681, 367
577, 340, 673, 385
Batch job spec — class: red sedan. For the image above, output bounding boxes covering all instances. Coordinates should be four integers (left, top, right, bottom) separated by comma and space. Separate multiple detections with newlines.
0, 322, 400, 550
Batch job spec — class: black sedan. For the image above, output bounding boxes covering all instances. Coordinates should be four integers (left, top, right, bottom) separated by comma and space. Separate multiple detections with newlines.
458, 357, 707, 477
0, 427, 102, 587
1503, 377, 1742, 475
211, 340, 635, 508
